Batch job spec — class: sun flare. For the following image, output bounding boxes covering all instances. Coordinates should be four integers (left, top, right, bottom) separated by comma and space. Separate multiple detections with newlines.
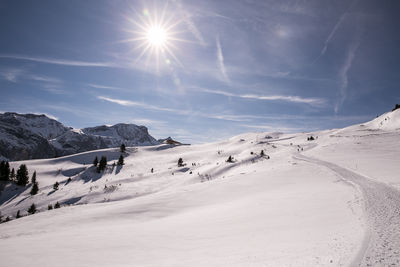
124, 6, 185, 70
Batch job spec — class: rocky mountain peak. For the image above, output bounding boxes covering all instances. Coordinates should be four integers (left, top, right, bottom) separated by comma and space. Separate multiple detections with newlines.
0, 112, 160, 161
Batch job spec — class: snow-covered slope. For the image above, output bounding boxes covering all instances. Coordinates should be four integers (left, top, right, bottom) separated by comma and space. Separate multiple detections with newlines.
0, 134, 365, 267
0, 108, 399, 266
362, 108, 400, 130
0, 112, 160, 161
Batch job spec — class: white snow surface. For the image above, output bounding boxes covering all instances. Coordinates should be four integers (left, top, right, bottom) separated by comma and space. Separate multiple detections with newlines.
1, 110, 400, 266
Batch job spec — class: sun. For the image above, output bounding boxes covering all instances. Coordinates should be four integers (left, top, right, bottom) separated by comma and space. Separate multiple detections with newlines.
123, 6, 186, 70
146, 26, 167, 47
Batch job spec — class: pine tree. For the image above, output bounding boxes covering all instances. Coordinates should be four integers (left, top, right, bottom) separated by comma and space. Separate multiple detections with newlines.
31, 171, 37, 184
53, 181, 59, 190
178, 158, 183, 167
97, 156, 107, 172
4, 161, 10, 181
48, 204, 53, 210
117, 155, 124, 166
93, 156, 98, 167
16, 164, 29, 186
0, 161, 10, 181
54, 202, 61, 209
28, 203, 37, 214
0, 161, 4, 180
120, 144, 126, 153
16, 210, 21, 218
260, 150, 265, 156
226, 155, 233, 163
10, 168, 15, 181
30, 182, 39, 195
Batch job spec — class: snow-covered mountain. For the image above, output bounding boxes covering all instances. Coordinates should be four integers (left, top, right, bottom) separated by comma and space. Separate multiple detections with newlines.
50, 124, 158, 156
0, 113, 61, 160
0, 112, 68, 139
0, 112, 159, 161
82, 123, 158, 146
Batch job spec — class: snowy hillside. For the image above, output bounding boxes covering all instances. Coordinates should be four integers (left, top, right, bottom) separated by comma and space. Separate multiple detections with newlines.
361, 108, 400, 130
0, 109, 399, 266
0, 112, 160, 161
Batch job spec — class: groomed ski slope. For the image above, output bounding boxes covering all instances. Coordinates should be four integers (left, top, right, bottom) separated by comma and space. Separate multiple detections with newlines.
295, 154, 400, 266
1, 109, 399, 266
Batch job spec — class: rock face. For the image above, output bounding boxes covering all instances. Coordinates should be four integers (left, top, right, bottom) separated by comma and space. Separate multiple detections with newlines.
82, 124, 157, 146
0, 112, 159, 161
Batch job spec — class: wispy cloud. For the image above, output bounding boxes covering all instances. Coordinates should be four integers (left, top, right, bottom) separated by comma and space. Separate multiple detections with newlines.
98, 96, 260, 122
0, 54, 115, 67
0, 68, 24, 82
97, 96, 185, 114
241, 94, 324, 105
216, 36, 230, 83
29, 73, 68, 95
203, 114, 252, 122
335, 41, 360, 113
88, 83, 129, 92
41, 85, 69, 95
98, 96, 139, 106
314, 0, 359, 62
190, 87, 325, 105
319, 14, 347, 57
0, 68, 64, 87
29, 74, 62, 83
174, 0, 207, 46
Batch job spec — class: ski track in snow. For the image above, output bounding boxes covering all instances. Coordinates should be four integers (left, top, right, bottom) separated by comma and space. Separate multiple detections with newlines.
295, 153, 400, 267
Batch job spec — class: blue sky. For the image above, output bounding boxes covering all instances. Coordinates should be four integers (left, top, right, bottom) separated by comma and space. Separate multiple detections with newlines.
0, 0, 399, 143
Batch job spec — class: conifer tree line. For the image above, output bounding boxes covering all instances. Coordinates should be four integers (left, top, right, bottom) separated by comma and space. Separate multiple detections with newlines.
16, 164, 29, 186
0, 161, 39, 189
97, 156, 107, 172
2, 143, 129, 223
1, 199, 65, 223
30, 171, 39, 195
93, 153, 125, 173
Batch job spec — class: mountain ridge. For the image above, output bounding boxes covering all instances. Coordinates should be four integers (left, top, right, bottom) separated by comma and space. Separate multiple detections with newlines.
0, 112, 160, 161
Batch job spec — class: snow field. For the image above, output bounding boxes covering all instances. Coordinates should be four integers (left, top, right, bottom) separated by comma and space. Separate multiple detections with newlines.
2, 109, 400, 266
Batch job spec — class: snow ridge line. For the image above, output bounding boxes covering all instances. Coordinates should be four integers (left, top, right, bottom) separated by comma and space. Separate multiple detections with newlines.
294, 153, 400, 267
